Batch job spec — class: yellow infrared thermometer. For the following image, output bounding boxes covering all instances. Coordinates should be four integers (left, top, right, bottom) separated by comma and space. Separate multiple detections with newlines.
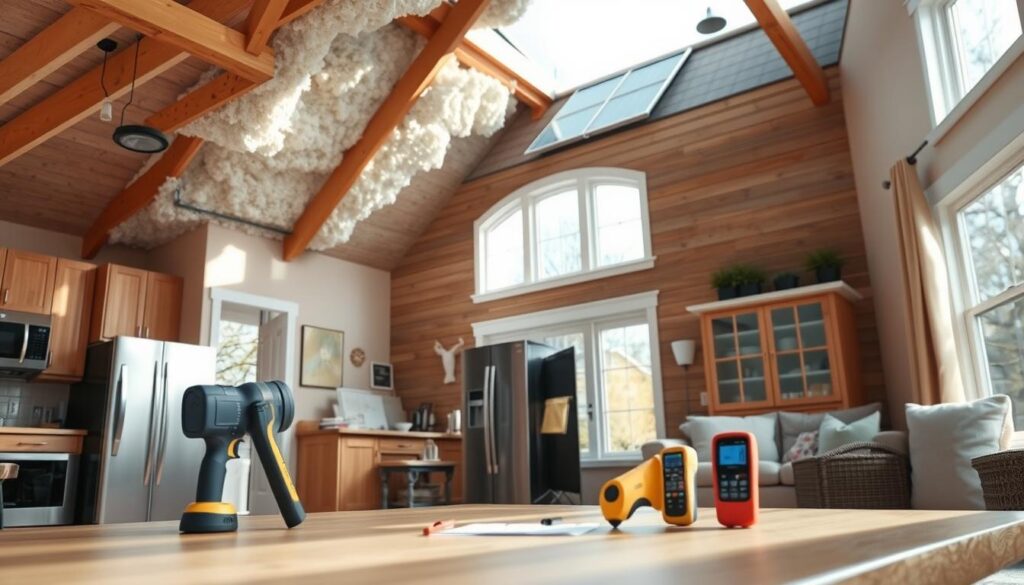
599, 445, 698, 527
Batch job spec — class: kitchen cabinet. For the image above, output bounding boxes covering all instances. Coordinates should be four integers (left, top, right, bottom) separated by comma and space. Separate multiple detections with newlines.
687, 282, 865, 416
0, 427, 86, 454
296, 424, 462, 512
38, 259, 96, 382
0, 248, 57, 315
90, 264, 182, 343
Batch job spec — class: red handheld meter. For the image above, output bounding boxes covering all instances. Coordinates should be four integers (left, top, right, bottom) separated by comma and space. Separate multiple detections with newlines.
712, 431, 758, 528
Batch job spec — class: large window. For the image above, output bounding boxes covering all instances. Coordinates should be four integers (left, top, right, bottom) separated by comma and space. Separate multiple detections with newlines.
914, 0, 1023, 123
473, 292, 664, 463
952, 159, 1024, 428
474, 168, 653, 302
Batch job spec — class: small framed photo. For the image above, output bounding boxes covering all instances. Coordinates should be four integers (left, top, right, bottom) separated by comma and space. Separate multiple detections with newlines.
300, 325, 345, 389
370, 361, 394, 390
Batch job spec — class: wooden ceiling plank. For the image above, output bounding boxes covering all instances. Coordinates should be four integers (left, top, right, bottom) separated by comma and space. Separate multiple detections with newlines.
81, 135, 204, 258
69, 0, 275, 82
743, 0, 829, 105
245, 0, 289, 54
0, 0, 249, 169
0, 7, 120, 107
282, 0, 491, 261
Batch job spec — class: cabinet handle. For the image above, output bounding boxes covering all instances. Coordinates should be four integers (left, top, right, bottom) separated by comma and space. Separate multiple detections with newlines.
136, 325, 142, 337
1, 288, 7, 304
46, 351, 52, 368
145, 327, 150, 338
18, 441, 47, 446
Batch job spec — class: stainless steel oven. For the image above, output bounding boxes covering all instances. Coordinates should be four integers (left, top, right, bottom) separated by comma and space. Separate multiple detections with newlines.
0, 310, 52, 380
0, 452, 79, 526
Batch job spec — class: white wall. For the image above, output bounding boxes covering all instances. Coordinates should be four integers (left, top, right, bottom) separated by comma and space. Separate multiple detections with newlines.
0, 219, 150, 267
841, 0, 1024, 426
200, 224, 392, 425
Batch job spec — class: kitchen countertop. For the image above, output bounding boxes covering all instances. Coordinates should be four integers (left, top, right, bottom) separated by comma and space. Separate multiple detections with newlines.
0, 505, 1022, 584
296, 420, 461, 440
0, 426, 86, 436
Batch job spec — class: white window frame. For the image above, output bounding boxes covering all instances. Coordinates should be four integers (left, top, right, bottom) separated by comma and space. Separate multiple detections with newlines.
473, 168, 655, 303
471, 291, 665, 467
909, 0, 1024, 137
937, 135, 1024, 400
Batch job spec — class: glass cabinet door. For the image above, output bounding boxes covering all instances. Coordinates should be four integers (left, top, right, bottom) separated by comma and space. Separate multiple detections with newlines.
709, 312, 771, 409
769, 302, 837, 404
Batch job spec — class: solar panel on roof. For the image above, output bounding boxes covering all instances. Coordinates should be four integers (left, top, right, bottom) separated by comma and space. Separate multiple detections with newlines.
525, 48, 691, 155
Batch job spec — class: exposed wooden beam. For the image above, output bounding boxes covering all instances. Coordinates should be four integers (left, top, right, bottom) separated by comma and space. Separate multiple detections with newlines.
397, 9, 552, 119
279, 0, 324, 27
282, 0, 491, 261
744, 0, 829, 105
0, 7, 119, 107
0, 0, 250, 169
70, 0, 275, 82
81, 136, 205, 259
246, 0, 290, 55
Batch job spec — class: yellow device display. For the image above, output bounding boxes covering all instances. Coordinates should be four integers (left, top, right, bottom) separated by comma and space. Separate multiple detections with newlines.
599, 445, 698, 527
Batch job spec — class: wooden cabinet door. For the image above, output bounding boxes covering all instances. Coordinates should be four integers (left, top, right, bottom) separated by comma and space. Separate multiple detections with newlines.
142, 272, 182, 341
92, 264, 148, 341
0, 249, 57, 314
437, 440, 463, 504
338, 437, 379, 510
40, 259, 96, 381
296, 435, 341, 513
764, 298, 841, 408
703, 310, 774, 414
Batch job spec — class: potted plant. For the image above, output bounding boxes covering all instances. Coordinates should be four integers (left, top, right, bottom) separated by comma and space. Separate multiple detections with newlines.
733, 265, 766, 297
806, 248, 844, 283
711, 267, 738, 301
773, 272, 800, 290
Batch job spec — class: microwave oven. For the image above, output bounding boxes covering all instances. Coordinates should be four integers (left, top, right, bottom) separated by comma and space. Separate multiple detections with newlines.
0, 310, 52, 380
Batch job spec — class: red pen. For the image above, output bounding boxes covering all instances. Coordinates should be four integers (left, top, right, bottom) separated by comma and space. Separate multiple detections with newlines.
423, 519, 455, 536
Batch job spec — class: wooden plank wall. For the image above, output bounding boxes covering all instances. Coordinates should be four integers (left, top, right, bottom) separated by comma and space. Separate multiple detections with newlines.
390, 69, 887, 436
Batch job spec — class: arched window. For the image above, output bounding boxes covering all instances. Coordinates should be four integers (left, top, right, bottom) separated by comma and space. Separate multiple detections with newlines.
474, 168, 653, 301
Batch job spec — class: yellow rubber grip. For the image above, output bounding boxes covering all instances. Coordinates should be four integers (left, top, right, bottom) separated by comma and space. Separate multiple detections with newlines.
267, 406, 300, 502
185, 501, 237, 515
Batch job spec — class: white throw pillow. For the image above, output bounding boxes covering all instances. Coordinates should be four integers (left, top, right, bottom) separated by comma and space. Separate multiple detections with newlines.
681, 413, 779, 462
906, 395, 1012, 510
817, 412, 881, 454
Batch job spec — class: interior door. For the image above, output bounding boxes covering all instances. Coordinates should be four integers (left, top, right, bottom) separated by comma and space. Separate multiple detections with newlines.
142, 272, 182, 341
0, 249, 57, 314
97, 337, 162, 524
100, 265, 148, 340
249, 312, 289, 515
147, 342, 215, 521
462, 345, 491, 504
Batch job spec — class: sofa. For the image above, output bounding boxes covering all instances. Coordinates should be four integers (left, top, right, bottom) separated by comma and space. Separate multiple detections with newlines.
641, 403, 907, 508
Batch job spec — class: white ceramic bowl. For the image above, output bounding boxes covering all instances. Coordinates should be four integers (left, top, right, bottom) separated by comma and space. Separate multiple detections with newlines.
392, 422, 413, 432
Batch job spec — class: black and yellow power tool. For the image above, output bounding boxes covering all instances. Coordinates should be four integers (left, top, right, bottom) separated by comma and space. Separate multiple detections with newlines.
179, 381, 306, 533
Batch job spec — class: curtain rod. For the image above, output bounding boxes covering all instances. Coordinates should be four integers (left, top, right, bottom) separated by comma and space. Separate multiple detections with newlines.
882, 140, 929, 190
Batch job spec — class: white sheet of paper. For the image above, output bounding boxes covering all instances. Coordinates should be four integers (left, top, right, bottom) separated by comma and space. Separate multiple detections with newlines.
437, 523, 599, 537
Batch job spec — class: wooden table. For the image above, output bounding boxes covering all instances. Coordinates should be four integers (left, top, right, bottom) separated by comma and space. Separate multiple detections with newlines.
1, 505, 1022, 584
377, 460, 456, 509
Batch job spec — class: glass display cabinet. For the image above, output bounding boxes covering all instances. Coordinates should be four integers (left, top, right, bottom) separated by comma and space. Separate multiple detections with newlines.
688, 282, 865, 415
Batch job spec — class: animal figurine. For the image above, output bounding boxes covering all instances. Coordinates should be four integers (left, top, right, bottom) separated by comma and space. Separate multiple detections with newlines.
434, 338, 465, 384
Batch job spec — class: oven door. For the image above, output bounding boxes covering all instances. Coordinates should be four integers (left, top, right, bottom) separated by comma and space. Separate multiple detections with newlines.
0, 452, 79, 527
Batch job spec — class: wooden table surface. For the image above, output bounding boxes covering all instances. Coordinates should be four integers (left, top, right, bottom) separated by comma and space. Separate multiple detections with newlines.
1, 505, 1022, 585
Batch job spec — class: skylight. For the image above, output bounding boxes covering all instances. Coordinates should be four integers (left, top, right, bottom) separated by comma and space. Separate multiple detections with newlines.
500, 0, 820, 95
525, 49, 691, 155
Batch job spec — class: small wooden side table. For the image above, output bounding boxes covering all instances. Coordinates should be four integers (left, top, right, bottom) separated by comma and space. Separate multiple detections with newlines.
378, 461, 456, 509
0, 463, 19, 530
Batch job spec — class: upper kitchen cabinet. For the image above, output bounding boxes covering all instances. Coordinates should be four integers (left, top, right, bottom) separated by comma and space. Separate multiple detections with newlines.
90, 264, 183, 343
38, 259, 96, 382
0, 248, 58, 315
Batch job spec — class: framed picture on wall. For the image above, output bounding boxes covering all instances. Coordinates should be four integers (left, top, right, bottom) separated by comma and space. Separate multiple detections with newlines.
370, 361, 394, 390
300, 325, 345, 389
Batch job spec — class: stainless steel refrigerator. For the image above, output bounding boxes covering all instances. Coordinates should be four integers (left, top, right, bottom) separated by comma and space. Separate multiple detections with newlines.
67, 337, 216, 524
462, 341, 580, 505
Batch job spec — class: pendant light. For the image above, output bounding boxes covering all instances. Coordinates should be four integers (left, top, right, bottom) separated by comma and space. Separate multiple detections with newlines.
112, 36, 169, 154
97, 38, 117, 122
696, 6, 727, 35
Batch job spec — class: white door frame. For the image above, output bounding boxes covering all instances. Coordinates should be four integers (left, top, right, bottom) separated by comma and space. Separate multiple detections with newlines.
209, 288, 300, 390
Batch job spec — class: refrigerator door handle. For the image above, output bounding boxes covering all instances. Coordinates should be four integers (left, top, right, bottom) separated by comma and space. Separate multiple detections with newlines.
143, 361, 160, 486
488, 365, 499, 476
111, 363, 128, 457
482, 365, 492, 475
154, 362, 170, 485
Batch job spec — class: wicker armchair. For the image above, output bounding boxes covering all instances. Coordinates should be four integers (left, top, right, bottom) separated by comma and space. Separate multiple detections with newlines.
972, 449, 1024, 511
793, 442, 911, 509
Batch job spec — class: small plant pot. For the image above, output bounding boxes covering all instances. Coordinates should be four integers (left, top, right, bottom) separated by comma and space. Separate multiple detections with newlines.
773, 275, 800, 290
737, 283, 763, 297
816, 266, 842, 283
717, 286, 739, 300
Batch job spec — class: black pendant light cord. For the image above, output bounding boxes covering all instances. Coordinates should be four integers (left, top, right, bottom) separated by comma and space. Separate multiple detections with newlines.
120, 35, 143, 127
100, 49, 110, 99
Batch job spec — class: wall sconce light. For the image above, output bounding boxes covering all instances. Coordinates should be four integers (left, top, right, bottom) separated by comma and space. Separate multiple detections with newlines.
671, 339, 697, 370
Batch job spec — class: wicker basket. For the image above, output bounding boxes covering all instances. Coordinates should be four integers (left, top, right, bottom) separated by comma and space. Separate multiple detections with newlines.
972, 449, 1024, 511
793, 442, 911, 509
